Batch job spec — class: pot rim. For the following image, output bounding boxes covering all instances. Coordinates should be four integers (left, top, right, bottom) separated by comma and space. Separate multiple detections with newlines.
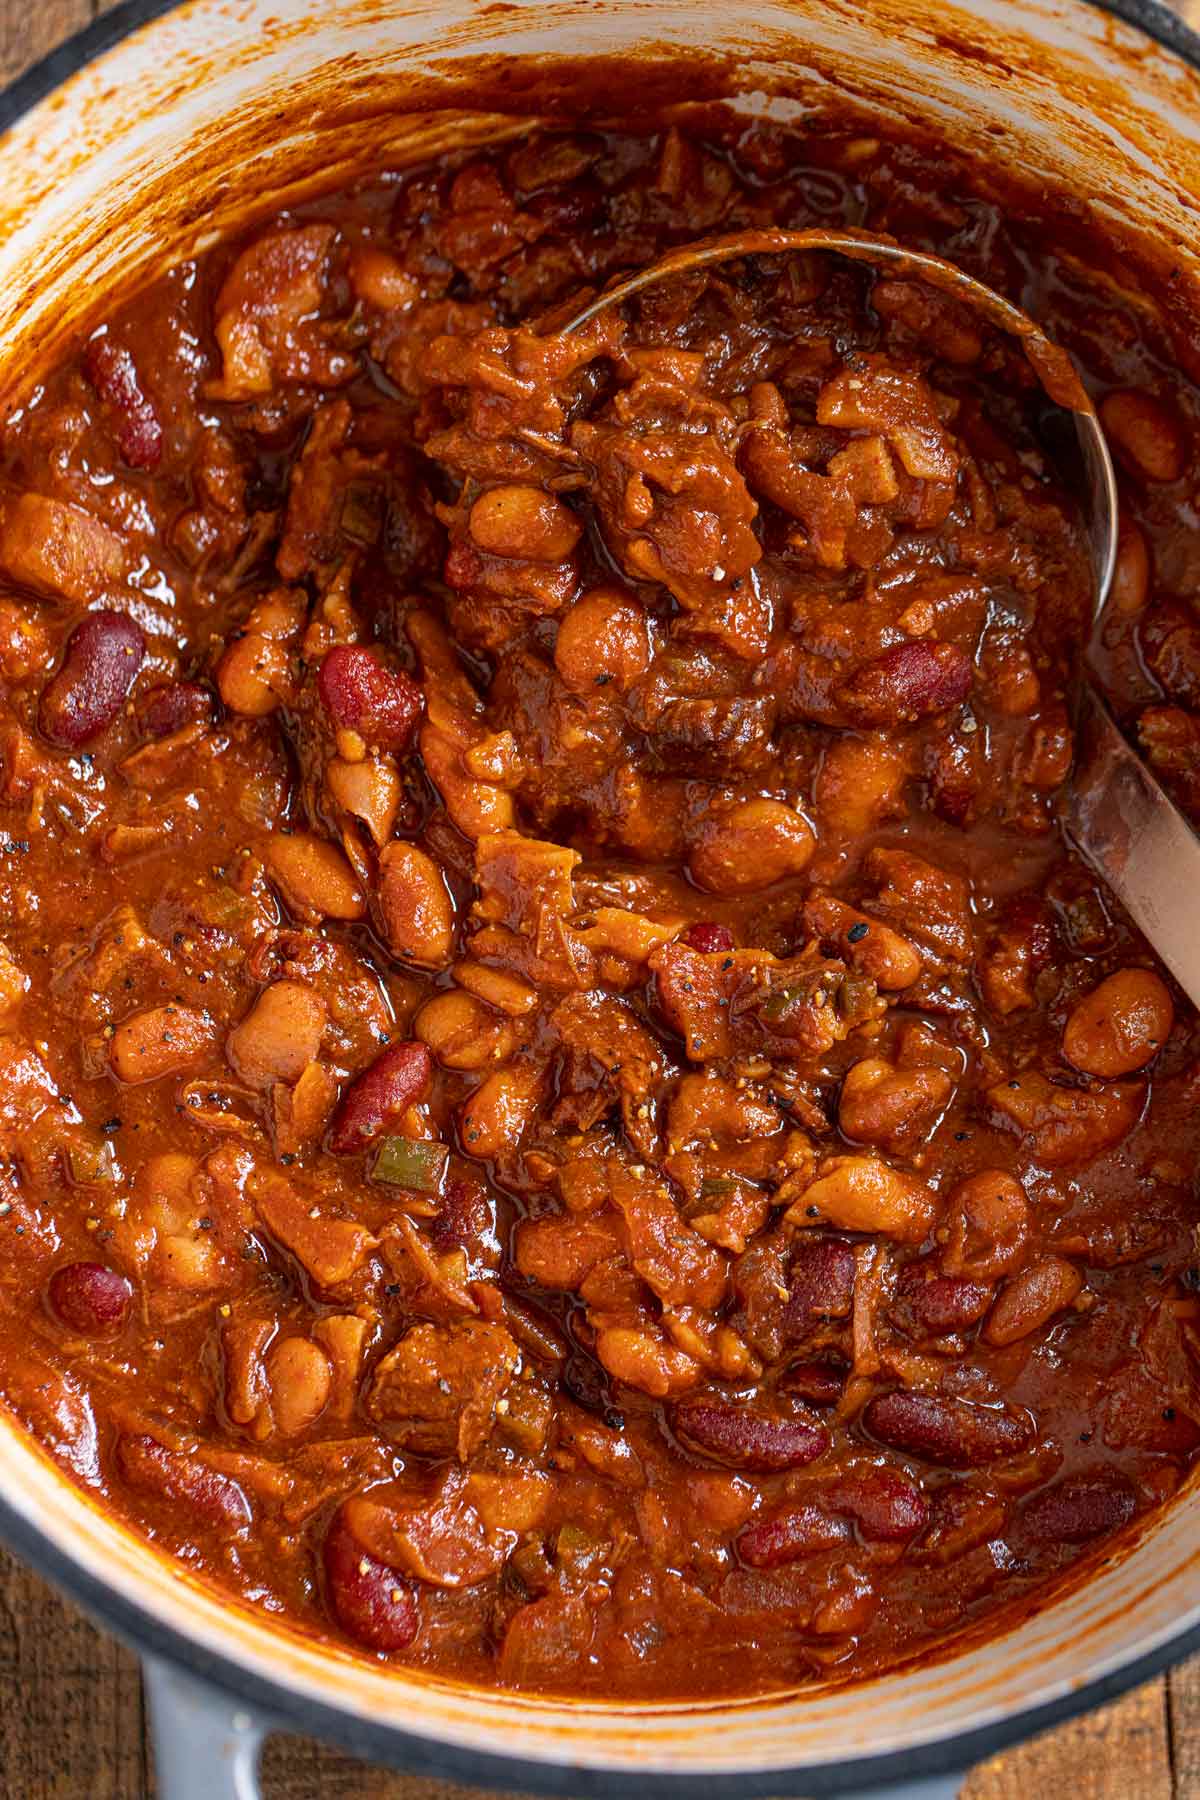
3, 0, 1200, 1791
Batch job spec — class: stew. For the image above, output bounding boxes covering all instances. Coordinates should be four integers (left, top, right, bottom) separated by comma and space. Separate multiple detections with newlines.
0, 113, 1198, 1699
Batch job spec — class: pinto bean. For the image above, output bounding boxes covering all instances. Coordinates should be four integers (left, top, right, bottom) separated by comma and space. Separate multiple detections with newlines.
378, 842, 456, 966
1022, 1472, 1137, 1544
815, 733, 909, 836
689, 799, 815, 895
117, 1434, 250, 1529
838, 1057, 954, 1153
672, 1398, 829, 1472
1111, 514, 1150, 614
324, 1504, 420, 1651
982, 1255, 1083, 1347
226, 980, 327, 1088
109, 1004, 216, 1084
325, 755, 402, 846
327, 1039, 432, 1155
265, 832, 366, 922
941, 1169, 1031, 1280
738, 1505, 850, 1567
838, 639, 972, 726
47, 1263, 132, 1336
803, 894, 921, 991
469, 484, 582, 561
39, 610, 145, 748
554, 587, 651, 692
415, 990, 517, 1071
864, 1391, 1033, 1468
458, 1063, 541, 1159
1101, 389, 1187, 484
216, 631, 293, 717
265, 1336, 332, 1436
317, 644, 422, 750
1062, 968, 1174, 1078
788, 1155, 937, 1244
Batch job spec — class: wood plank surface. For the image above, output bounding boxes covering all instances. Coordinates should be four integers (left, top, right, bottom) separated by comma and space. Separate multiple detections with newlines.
0, 2, 1197, 1795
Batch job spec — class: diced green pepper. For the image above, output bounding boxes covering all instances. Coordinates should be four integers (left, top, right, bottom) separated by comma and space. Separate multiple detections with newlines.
67, 1139, 114, 1185
372, 1136, 449, 1193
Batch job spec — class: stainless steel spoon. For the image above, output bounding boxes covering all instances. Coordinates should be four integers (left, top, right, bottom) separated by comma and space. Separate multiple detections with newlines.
563, 227, 1200, 1009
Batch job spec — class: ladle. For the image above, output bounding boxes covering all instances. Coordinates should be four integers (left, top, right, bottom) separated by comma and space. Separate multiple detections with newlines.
563, 228, 1200, 1009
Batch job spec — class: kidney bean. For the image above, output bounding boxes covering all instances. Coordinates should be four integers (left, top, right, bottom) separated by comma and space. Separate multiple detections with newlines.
779, 1359, 847, 1407
672, 1398, 829, 1472
683, 921, 735, 955
838, 639, 973, 726
116, 1434, 250, 1529
317, 644, 422, 750
1022, 1472, 1137, 1545
83, 335, 163, 469
39, 610, 146, 748
47, 1262, 132, 1336
785, 1236, 856, 1342
863, 1391, 1033, 1468
890, 1259, 993, 1337
1062, 968, 1174, 1079
828, 1467, 931, 1541
738, 1504, 850, 1568
135, 679, 215, 739
324, 1505, 420, 1651
982, 1255, 1083, 1347
328, 1039, 433, 1154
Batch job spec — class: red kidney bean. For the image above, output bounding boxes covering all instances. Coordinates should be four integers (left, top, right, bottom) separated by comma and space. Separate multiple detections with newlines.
682, 921, 735, 954
47, 1262, 132, 1336
738, 1504, 850, 1568
779, 1359, 847, 1407
135, 679, 215, 739
785, 1236, 856, 1343
672, 1398, 829, 1471
39, 610, 145, 748
890, 1259, 994, 1337
317, 645, 422, 751
1022, 1473, 1137, 1545
828, 1467, 931, 1541
116, 1434, 250, 1529
83, 336, 163, 469
863, 1391, 1033, 1468
324, 1506, 420, 1651
838, 640, 973, 726
327, 1039, 433, 1154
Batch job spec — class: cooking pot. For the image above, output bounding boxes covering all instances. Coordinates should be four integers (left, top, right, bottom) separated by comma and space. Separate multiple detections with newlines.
2, 1, 1200, 1795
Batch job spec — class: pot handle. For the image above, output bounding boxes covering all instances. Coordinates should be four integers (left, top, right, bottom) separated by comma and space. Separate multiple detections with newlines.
142, 1656, 268, 1800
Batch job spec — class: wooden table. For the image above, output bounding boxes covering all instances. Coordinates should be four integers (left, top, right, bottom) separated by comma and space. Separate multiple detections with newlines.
3, 2, 1200, 1794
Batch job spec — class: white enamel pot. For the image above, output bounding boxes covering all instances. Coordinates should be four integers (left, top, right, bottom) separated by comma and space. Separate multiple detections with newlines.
2, 2, 1200, 1796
